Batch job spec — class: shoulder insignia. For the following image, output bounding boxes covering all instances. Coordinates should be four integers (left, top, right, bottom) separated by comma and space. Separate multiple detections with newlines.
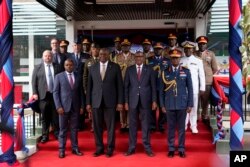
181, 66, 188, 69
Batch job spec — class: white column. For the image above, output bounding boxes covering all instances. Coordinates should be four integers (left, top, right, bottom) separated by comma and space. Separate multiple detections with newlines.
28, 34, 34, 97
195, 14, 207, 39
66, 20, 77, 53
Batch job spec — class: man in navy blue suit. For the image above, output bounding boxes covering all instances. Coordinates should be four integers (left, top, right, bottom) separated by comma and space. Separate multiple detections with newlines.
160, 49, 193, 158
124, 51, 157, 157
53, 59, 84, 158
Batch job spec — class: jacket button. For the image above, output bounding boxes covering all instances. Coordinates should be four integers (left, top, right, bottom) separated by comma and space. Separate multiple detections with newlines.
137, 93, 139, 96
138, 86, 141, 89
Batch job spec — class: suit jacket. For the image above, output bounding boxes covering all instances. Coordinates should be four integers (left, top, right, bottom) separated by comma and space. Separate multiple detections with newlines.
124, 64, 157, 109
86, 61, 124, 108
159, 66, 193, 110
52, 52, 67, 71
68, 52, 91, 77
53, 71, 83, 112
83, 57, 99, 92
32, 63, 61, 100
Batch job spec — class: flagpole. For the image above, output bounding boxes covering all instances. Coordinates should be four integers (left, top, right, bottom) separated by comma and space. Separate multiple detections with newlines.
0, 0, 17, 164
229, 0, 244, 150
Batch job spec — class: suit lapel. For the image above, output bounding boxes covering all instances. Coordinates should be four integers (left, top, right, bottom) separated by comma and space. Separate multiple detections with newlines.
103, 61, 112, 81
96, 62, 102, 82
139, 65, 147, 83
63, 72, 72, 89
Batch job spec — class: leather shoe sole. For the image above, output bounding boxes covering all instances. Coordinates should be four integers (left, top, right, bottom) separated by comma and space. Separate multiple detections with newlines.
179, 151, 186, 158
93, 151, 104, 157
106, 152, 113, 158
59, 152, 65, 158
145, 150, 155, 157
124, 150, 135, 156
167, 151, 174, 158
72, 150, 83, 156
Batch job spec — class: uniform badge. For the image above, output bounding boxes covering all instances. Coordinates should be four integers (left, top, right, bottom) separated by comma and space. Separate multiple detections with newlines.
87, 62, 92, 67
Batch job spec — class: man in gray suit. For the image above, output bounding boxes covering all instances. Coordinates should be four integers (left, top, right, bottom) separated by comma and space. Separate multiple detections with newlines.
86, 48, 124, 158
53, 59, 84, 158
32, 50, 61, 143
124, 51, 157, 157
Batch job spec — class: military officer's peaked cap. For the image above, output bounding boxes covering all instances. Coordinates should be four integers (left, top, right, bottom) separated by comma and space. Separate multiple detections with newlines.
181, 41, 195, 48
60, 40, 69, 47
121, 39, 131, 46
196, 36, 208, 44
91, 42, 100, 48
73, 39, 81, 44
114, 37, 121, 42
153, 42, 163, 49
168, 33, 177, 39
169, 49, 182, 58
142, 38, 151, 45
82, 38, 90, 44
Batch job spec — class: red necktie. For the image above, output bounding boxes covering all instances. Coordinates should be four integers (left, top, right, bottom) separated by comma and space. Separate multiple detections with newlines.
137, 66, 141, 80
69, 73, 74, 89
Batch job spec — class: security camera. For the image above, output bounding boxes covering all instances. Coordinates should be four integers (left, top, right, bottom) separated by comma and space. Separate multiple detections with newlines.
66, 16, 73, 21
197, 13, 203, 19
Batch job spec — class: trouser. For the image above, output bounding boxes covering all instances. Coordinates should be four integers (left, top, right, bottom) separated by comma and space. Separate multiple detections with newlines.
200, 85, 212, 119
120, 109, 129, 128
185, 94, 198, 129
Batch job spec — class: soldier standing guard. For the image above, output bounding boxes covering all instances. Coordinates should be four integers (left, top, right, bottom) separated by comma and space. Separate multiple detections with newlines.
163, 33, 183, 58
160, 49, 193, 158
114, 39, 135, 132
180, 41, 205, 134
195, 36, 218, 122
147, 42, 170, 132
110, 37, 122, 61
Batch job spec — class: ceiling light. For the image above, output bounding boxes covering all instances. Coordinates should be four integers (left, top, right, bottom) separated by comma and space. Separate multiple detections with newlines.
84, 0, 94, 5
162, 12, 170, 16
97, 13, 104, 17
164, 0, 172, 2
96, 0, 155, 4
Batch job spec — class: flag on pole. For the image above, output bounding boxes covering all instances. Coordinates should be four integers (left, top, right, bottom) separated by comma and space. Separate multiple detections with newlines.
229, 0, 244, 150
0, 0, 17, 164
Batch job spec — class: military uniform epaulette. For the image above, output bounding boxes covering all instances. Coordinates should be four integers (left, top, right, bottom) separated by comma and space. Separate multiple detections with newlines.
194, 55, 202, 60
181, 66, 189, 70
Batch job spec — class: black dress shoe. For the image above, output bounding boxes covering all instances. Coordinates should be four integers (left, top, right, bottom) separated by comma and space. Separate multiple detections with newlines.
40, 137, 48, 143
179, 151, 186, 158
145, 150, 155, 157
59, 151, 65, 158
124, 150, 135, 156
72, 149, 83, 156
93, 151, 104, 157
158, 128, 165, 133
167, 151, 174, 158
106, 151, 113, 158
120, 128, 126, 133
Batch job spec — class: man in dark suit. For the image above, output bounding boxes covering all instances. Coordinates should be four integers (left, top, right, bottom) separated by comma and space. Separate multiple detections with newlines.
32, 50, 61, 143
124, 51, 157, 157
160, 49, 193, 158
53, 59, 84, 158
51, 38, 67, 71
86, 48, 124, 158
68, 40, 90, 130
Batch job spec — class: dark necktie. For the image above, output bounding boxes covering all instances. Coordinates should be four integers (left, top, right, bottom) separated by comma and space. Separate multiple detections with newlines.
174, 67, 178, 76
47, 65, 53, 92
137, 66, 141, 80
69, 73, 74, 89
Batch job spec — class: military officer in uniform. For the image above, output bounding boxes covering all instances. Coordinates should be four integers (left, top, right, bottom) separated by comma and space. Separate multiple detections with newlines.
160, 49, 193, 158
180, 41, 205, 134
82, 38, 91, 57
114, 38, 135, 132
196, 36, 218, 122
163, 33, 183, 58
142, 39, 154, 60
147, 42, 170, 132
110, 37, 122, 61
59, 39, 70, 57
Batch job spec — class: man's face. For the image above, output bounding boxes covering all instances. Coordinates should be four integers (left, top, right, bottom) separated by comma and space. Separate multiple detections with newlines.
73, 43, 81, 53
99, 49, 109, 63
143, 44, 151, 53
170, 57, 180, 67
154, 48, 162, 56
184, 48, 193, 57
115, 42, 121, 51
198, 43, 207, 52
64, 60, 74, 73
91, 47, 100, 57
83, 43, 90, 52
135, 53, 145, 66
60, 46, 67, 54
121, 45, 130, 53
51, 39, 59, 52
43, 51, 53, 64
169, 39, 177, 47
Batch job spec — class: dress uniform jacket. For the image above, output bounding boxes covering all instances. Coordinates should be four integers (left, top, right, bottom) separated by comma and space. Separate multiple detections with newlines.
160, 66, 193, 110
180, 55, 205, 94
114, 52, 135, 79
83, 57, 99, 92
195, 50, 218, 85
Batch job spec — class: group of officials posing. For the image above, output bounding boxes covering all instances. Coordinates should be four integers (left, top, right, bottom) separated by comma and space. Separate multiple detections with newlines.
32, 34, 218, 159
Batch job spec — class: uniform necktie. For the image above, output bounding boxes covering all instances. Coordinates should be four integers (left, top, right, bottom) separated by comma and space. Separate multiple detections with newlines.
47, 65, 53, 93
69, 73, 74, 89
137, 65, 141, 80
101, 64, 106, 80
174, 67, 177, 76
